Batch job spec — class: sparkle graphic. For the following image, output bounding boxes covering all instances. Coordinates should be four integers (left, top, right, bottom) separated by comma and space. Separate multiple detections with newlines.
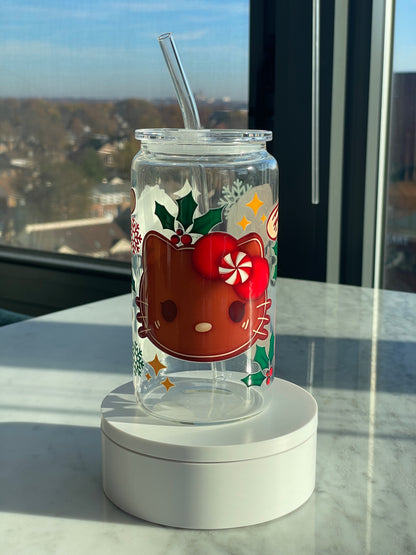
246, 192, 264, 216
161, 377, 175, 391
237, 215, 251, 231
148, 354, 166, 376
261, 214, 266, 223
145, 372, 151, 381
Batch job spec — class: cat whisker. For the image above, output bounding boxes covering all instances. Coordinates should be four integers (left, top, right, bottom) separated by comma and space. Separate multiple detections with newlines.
154, 320, 161, 329
256, 299, 272, 309
253, 328, 268, 338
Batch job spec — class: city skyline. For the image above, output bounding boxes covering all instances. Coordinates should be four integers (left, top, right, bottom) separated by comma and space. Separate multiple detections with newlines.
0, 0, 415, 101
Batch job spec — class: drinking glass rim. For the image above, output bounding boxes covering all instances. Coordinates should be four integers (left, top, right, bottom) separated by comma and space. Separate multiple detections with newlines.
134, 128, 272, 144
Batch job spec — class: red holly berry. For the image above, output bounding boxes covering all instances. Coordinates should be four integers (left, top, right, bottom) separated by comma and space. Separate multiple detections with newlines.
176, 229, 183, 236
171, 234, 180, 245
181, 234, 192, 245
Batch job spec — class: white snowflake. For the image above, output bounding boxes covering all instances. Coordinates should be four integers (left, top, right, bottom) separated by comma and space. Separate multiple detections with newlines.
133, 341, 145, 376
218, 179, 251, 217
131, 217, 142, 254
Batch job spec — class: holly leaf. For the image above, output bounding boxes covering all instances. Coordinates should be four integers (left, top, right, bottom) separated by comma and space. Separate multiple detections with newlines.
273, 240, 278, 256
155, 201, 175, 231
191, 206, 224, 235
176, 192, 197, 230
242, 370, 266, 388
268, 333, 275, 363
254, 345, 269, 370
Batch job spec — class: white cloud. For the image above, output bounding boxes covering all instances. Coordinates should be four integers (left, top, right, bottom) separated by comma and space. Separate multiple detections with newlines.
112, 1, 248, 15
0, 40, 130, 59
2, 5, 94, 19
159, 29, 209, 41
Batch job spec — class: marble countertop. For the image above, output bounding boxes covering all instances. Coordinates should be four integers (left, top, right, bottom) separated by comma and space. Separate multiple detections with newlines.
0, 278, 415, 554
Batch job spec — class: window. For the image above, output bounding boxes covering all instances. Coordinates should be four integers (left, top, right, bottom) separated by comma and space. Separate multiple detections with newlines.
1, 0, 414, 318
0, 1, 249, 264
382, 0, 416, 291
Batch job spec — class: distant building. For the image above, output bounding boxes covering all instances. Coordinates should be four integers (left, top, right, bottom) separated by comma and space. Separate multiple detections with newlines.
90, 178, 130, 218
19, 216, 130, 261
389, 72, 416, 182
384, 72, 416, 291
98, 143, 116, 167
97, 140, 126, 167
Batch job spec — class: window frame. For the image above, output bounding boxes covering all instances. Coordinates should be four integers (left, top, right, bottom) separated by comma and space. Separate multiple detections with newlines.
1, 0, 398, 317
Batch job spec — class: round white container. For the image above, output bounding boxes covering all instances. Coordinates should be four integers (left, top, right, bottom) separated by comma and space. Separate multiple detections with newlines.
101, 378, 317, 529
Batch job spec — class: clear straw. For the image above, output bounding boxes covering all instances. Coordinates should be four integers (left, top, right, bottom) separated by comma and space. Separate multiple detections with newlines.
158, 32, 201, 129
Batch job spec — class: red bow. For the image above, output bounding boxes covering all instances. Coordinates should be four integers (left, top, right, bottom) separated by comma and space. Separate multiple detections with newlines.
192, 232, 269, 301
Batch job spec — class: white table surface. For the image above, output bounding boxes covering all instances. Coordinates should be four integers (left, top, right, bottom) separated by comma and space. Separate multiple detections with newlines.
1, 278, 415, 554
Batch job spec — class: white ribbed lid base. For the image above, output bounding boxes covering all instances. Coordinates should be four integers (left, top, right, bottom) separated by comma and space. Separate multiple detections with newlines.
101, 379, 317, 529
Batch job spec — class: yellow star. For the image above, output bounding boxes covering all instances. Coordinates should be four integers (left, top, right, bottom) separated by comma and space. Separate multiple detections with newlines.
237, 215, 252, 231
261, 214, 266, 223
145, 372, 152, 381
161, 377, 175, 391
148, 354, 166, 376
246, 192, 264, 216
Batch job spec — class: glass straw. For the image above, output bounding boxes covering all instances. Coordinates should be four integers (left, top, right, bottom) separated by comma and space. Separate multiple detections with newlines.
158, 32, 201, 129
158, 33, 225, 386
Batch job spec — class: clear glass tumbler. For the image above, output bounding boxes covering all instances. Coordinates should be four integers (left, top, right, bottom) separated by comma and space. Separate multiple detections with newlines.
131, 129, 279, 424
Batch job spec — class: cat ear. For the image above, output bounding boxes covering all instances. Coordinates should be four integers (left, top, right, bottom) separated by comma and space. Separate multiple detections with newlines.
143, 231, 172, 267
237, 233, 265, 258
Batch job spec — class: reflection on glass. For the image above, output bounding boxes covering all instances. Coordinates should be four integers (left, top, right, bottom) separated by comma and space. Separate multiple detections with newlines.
383, 2, 416, 291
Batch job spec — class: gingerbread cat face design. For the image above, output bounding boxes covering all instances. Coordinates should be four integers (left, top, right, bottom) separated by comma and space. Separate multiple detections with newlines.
136, 231, 271, 362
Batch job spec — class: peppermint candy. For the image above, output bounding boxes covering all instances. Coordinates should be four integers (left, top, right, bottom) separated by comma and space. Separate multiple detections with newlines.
192, 231, 269, 300
219, 251, 252, 285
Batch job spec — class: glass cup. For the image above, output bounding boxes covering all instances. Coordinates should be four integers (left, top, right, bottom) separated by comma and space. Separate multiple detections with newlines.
131, 129, 279, 424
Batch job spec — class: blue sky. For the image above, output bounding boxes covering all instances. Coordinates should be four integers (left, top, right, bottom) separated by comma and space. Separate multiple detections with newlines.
0, 0, 249, 100
0, 0, 415, 101
393, 0, 416, 71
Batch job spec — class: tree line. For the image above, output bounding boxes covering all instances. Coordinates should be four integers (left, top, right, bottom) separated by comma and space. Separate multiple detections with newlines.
0, 98, 247, 232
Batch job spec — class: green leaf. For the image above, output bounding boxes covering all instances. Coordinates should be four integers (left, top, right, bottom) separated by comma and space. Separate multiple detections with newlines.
254, 345, 269, 370
268, 333, 275, 363
191, 206, 224, 235
241, 370, 266, 388
155, 201, 175, 231
272, 241, 278, 279
176, 192, 197, 230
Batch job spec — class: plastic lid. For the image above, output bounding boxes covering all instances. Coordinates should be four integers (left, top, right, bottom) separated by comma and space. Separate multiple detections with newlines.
135, 128, 272, 144
101, 379, 317, 463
